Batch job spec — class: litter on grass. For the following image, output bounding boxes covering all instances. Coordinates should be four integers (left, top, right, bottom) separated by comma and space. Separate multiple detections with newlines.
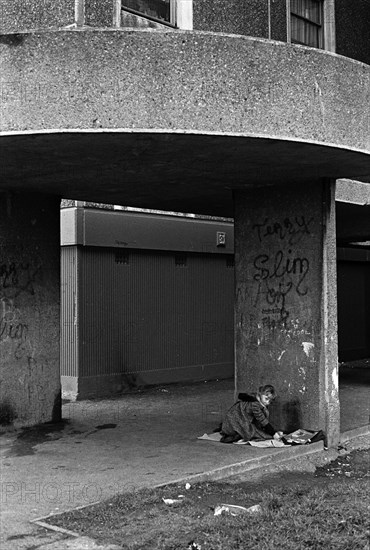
162, 498, 183, 505
214, 503, 262, 516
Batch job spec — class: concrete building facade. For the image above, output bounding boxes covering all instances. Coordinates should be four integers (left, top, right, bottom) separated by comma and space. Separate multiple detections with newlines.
0, 0, 369, 446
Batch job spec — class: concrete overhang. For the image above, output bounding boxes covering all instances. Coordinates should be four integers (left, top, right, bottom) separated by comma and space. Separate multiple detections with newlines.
0, 130, 369, 217
0, 30, 369, 217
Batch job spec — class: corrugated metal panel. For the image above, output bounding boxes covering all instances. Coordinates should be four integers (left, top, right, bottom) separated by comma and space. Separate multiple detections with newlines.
60, 246, 79, 376
78, 248, 234, 378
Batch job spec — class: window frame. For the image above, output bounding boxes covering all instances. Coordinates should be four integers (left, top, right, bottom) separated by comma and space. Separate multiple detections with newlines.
290, 0, 324, 49
287, 0, 336, 52
121, 0, 176, 27
115, 0, 193, 30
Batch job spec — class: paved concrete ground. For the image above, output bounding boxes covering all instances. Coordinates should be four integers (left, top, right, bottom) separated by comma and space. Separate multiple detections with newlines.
0, 366, 369, 549
338, 365, 370, 430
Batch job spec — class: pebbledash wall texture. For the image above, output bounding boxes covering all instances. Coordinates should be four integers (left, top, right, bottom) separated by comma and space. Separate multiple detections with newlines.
0, 0, 74, 32
0, 0, 369, 64
0, 1, 369, 444
335, 0, 370, 65
193, 0, 270, 37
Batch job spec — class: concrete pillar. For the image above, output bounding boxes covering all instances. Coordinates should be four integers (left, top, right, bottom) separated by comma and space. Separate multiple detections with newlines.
234, 180, 340, 447
0, 193, 61, 428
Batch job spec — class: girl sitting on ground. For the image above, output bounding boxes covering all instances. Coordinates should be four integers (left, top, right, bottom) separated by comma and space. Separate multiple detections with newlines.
219, 384, 284, 443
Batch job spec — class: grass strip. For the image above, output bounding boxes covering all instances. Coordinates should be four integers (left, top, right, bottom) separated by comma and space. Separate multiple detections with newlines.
45, 476, 370, 549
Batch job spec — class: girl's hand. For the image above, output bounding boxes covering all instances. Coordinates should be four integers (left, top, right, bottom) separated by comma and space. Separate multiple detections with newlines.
273, 431, 284, 440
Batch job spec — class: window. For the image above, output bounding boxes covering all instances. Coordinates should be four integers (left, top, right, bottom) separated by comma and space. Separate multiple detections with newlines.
122, 0, 174, 26
120, 0, 193, 30
291, 0, 324, 49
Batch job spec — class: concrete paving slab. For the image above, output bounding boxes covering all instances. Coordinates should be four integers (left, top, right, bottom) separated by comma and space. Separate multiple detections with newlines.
1, 372, 369, 549
339, 366, 370, 431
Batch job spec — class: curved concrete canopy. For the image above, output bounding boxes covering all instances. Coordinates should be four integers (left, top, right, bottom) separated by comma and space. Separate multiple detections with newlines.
0, 130, 369, 216
0, 30, 369, 216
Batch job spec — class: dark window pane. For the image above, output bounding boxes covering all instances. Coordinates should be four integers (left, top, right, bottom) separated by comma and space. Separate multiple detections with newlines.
122, 0, 171, 23
291, 0, 322, 24
291, 0, 323, 48
291, 15, 322, 48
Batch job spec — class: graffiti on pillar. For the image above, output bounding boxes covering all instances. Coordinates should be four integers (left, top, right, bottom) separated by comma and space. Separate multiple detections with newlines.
247, 215, 315, 345
0, 298, 27, 340
0, 298, 33, 360
252, 216, 314, 246
252, 249, 310, 319
0, 315, 28, 342
0, 261, 41, 299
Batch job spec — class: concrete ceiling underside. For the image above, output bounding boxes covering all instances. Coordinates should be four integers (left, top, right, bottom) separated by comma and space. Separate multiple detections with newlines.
1, 131, 369, 220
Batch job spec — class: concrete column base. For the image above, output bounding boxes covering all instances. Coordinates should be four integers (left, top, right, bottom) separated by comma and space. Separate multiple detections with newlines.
234, 181, 340, 447
0, 192, 61, 428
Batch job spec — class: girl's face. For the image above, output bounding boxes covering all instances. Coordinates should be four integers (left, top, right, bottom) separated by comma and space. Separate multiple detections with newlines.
260, 393, 274, 406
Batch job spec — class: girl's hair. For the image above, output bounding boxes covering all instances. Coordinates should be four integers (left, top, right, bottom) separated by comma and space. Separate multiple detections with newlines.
257, 384, 276, 400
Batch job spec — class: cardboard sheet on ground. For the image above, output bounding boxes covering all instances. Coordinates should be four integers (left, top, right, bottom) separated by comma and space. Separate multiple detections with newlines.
197, 433, 287, 447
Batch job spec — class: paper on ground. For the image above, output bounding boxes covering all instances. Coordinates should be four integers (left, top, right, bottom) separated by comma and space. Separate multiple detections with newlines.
243, 439, 286, 447
197, 432, 222, 442
198, 433, 287, 447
